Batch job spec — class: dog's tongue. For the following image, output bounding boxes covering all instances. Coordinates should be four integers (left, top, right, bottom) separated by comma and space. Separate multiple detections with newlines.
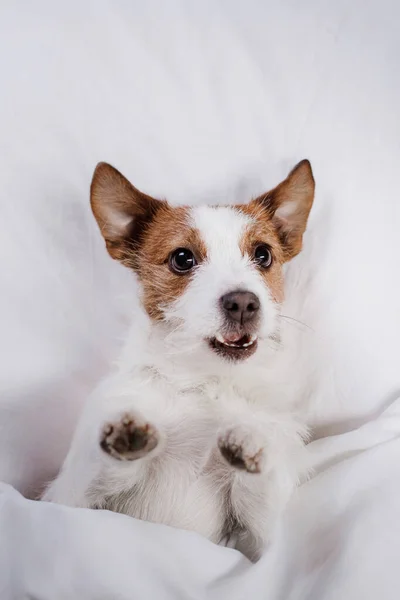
224, 332, 245, 343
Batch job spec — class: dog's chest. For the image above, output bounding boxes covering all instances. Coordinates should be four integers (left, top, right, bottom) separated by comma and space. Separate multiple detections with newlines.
201, 377, 263, 415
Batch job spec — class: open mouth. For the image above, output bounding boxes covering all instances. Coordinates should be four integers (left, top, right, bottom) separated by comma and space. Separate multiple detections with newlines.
208, 333, 258, 361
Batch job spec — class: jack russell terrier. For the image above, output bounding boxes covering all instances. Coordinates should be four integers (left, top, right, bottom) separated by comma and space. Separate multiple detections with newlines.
44, 159, 315, 560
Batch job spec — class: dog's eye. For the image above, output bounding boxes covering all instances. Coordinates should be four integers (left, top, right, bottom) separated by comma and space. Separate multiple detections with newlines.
169, 248, 197, 273
254, 244, 272, 268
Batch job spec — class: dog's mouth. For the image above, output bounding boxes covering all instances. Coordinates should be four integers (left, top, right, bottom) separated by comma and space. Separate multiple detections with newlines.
208, 332, 258, 361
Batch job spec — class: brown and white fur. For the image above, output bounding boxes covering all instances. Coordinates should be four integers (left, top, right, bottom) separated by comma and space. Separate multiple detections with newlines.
43, 159, 315, 560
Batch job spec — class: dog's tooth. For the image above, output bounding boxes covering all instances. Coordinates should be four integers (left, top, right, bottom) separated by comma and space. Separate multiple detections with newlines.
216, 333, 225, 343
242, 338, 257, 348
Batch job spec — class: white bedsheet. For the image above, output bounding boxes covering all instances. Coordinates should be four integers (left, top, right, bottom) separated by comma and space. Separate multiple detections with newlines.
0, 1, 399, 598
2, 399, 400, 599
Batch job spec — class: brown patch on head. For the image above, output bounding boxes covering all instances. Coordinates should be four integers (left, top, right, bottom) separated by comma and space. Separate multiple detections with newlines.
236, 159, 315, 303
90, 160, 314, 320
134, 206, 207, 319
90, 162, 207, 320
237, 203, 285, 303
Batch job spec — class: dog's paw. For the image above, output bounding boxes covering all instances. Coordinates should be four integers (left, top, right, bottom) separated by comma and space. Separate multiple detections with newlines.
218, 426, 266, 474
100, 412, 159, 461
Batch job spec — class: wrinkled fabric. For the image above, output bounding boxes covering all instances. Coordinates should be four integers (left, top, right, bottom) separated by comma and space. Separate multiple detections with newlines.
2, 399, 400, 599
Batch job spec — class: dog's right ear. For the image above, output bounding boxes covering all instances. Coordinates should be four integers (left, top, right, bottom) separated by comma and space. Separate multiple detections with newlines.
90, 162, 165, 262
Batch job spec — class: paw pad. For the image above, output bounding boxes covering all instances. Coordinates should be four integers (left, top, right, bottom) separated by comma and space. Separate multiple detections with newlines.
218, 429, 264, 474
100, 413, 159, 461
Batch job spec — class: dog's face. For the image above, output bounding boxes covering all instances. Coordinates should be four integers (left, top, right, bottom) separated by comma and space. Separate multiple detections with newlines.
91, 160, 314, 363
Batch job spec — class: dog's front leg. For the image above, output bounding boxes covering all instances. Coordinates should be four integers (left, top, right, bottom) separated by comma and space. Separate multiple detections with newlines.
217, 414, 307, 560
42, 374, 167, 508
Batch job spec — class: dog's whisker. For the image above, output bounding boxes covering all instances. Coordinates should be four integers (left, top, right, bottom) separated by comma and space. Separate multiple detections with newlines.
279, 314, 314, 332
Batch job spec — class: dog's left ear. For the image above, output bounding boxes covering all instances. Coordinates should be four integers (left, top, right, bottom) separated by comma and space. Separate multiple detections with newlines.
253, 159, 315, 260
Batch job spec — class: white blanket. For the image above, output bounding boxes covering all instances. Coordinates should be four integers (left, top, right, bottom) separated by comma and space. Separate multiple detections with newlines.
1, 1, 399, 598
2, 400, 400, 599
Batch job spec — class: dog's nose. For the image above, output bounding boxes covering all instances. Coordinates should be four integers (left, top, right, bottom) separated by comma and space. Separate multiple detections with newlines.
221, 291, 260, 324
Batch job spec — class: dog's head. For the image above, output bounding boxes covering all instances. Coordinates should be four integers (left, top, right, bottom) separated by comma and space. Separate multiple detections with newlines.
91, 160, 314, 363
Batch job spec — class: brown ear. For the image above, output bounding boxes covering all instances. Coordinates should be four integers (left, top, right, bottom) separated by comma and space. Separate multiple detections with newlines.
252, 159, 315, 260
90, 162, 165, 262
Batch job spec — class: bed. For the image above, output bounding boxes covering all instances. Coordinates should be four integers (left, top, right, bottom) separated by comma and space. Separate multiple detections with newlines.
1, 1, 400, 598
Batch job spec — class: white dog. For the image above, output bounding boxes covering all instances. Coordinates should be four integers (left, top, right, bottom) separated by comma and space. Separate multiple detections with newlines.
44, 159, 315, 560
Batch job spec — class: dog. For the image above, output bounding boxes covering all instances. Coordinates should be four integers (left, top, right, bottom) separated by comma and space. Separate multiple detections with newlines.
43, 159, 315, 560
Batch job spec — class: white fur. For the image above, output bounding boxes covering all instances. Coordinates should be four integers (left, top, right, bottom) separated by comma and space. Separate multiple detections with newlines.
44, 206, 307, 561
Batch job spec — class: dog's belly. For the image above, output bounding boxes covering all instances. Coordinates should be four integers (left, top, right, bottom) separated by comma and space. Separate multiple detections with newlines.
99, 462, 226, 542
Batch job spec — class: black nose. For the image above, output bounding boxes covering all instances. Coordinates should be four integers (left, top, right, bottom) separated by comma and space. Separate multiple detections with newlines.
221, 290, 260, 324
